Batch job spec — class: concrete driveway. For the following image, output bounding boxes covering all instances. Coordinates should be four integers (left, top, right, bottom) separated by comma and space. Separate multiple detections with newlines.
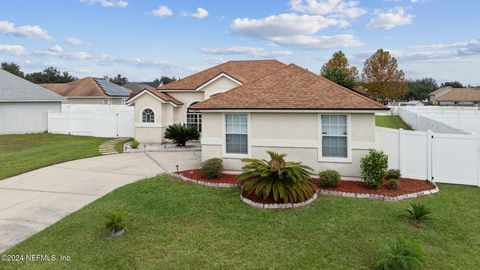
0, 151, 200, 253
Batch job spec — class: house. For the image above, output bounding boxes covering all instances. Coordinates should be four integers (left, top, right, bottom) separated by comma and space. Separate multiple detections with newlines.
398, 100, 424, 106
434, 88, 480, 106
428, 87, 453, 104
128, 60, 388, 177
41, 77, 131, 105
0, 69, 63, 134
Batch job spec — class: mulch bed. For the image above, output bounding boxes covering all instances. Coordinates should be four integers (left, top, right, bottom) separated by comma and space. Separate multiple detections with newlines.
177, 169, 238, 184
315, 178, 436, 197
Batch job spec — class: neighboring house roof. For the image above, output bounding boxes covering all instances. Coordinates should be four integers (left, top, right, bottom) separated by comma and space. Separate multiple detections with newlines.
41, 77, 131, 98
191, 64, 387, 111
435, 88, 480, 101
158, 60, 287, 90
429, 87, 453, 98
0, 69, 63, 102
125, 83, 183, 105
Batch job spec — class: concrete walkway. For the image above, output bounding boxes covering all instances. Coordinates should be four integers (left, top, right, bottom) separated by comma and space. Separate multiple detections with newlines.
99, 137, 130, 155
0, 151, 201, 253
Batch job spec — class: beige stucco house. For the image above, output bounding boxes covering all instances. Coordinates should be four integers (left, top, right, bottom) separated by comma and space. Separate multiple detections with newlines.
128, 60, 388, 177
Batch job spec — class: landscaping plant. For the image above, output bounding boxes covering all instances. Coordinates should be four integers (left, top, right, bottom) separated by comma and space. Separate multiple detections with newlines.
385, 169, 401, 180
319, 169, 341, 188
201, 158, 224, 179
164, 123, 200, 146
130, 140, 140, 149
373, 238, 425, 270
388, 179, 400, 190
405, 202, 431, 224
104, 210, 126, 236
238, 151, 315, 203
360, 149, 388, 189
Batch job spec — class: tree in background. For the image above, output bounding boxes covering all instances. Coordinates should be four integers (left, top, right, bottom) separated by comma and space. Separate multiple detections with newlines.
1, 62, 24, 78
361, 49, 408, 102
106, 74, 128, 85
25, 67, 77, 84
153, 76, 177, 86
320, 51, 358, 89
440, 81, 464, 88
407, 78, 438, 101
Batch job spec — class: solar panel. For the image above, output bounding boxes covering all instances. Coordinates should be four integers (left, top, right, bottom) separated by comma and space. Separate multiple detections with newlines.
95, 79, 131, 97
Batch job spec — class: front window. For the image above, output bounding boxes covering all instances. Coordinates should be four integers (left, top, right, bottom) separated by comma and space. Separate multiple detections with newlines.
186, 103, 202, 132
321, 115, 347, 158
225, 114, 248, 154
142, 109, 155, 123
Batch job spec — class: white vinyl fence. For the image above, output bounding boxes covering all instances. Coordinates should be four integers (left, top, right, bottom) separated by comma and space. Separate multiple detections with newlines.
398, 106, 468, 134
48, 105, 134, 138
375, 127, 479, 186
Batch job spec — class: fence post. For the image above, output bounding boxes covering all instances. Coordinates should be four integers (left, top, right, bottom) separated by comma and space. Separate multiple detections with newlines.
427, 130, 433, 181
399, 128, 405, 173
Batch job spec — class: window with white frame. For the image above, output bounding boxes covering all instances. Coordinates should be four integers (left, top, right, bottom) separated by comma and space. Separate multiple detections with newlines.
321, 115, 348, 158
225, 114, 248, 154
121, 98, 127, 105
142, 108, 155, 123
186, 103, 202, 132
103, 98, 112, 105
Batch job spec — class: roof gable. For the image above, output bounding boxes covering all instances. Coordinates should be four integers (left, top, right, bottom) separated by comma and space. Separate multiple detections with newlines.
0, 69, 63, 102
127, 86, 183, 106
158, 60, 287, 91
191, 64, 387, 111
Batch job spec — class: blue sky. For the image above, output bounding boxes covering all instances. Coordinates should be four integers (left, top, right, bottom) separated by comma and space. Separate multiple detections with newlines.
0, 0, 479, 85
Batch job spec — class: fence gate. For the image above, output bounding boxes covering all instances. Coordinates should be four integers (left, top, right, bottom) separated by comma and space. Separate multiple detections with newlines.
431, 133, 479, 185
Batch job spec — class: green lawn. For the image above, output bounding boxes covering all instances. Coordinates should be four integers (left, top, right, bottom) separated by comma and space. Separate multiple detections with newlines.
0, 133, 109, 180
3, 175, 479, 269
375, 115, 412, 130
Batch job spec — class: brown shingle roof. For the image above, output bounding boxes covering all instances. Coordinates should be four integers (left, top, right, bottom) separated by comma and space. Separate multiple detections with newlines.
158, 60, 287, 90
126, 83, 183, 105
436, 88, 480, 101
41, 77, 131, 97
191, 64, 387, 110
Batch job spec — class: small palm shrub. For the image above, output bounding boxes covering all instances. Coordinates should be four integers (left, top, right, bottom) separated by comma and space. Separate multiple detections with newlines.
164, 123, 200, 146
385, 169, 401, 180
238, 151, 315, 203
105, 210, 125, 235
319, 169, 340, 188
373, 238, 425, 270
388, 179, 400, 190
405, 202, 431, 224
201, 158, 224, 179
130, 140, 140, 149
360, 149, 388, 189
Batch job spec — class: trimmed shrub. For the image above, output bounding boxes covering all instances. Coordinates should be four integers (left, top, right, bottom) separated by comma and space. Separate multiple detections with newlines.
388, 179, 400, 190
319, 170, 341, 188
164, 123, 200, 146
405, 202, 431, 224
130, 140, 140, 149
385, 169, 401, 180
373, 238, 425, 270
201, 158, 224, 179
239, 151, 315, 203
105, 210, 125, 234
360, 149, 388, 189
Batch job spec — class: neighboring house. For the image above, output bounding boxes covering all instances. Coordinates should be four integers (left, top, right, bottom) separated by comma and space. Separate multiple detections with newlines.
127, 60, 287, 143
428, 87, 453, 104
128, 60, 388, 177
434, 88, 480, 106
0, 69, 63, 134
398, 100, 424, 106
41, 77, 131, 105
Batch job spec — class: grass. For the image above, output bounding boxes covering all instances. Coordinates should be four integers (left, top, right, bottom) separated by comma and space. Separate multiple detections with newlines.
376, 115, 412, 130
3, 175, 479, 269
0, 133, 109, 180
114, 138, 133, 153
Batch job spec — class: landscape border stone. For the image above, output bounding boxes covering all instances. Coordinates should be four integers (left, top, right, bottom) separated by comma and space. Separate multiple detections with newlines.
240, 192, 318, 209
169, 172, 239, 188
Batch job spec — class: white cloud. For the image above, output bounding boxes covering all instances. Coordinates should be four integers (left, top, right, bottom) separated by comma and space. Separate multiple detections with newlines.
367, 7, 414, 29
0, 20, 52, 40
231, 13, 338, 39
181, 7, 209, 19
290, 0, 366, 19
200, 46, 292, 58
81, 0, 128, 8
65, 36, 83, 46
34, 45, 91, 60
152, 5, 173, 17
0, 44, 26, 56
271, 34, 364, 49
